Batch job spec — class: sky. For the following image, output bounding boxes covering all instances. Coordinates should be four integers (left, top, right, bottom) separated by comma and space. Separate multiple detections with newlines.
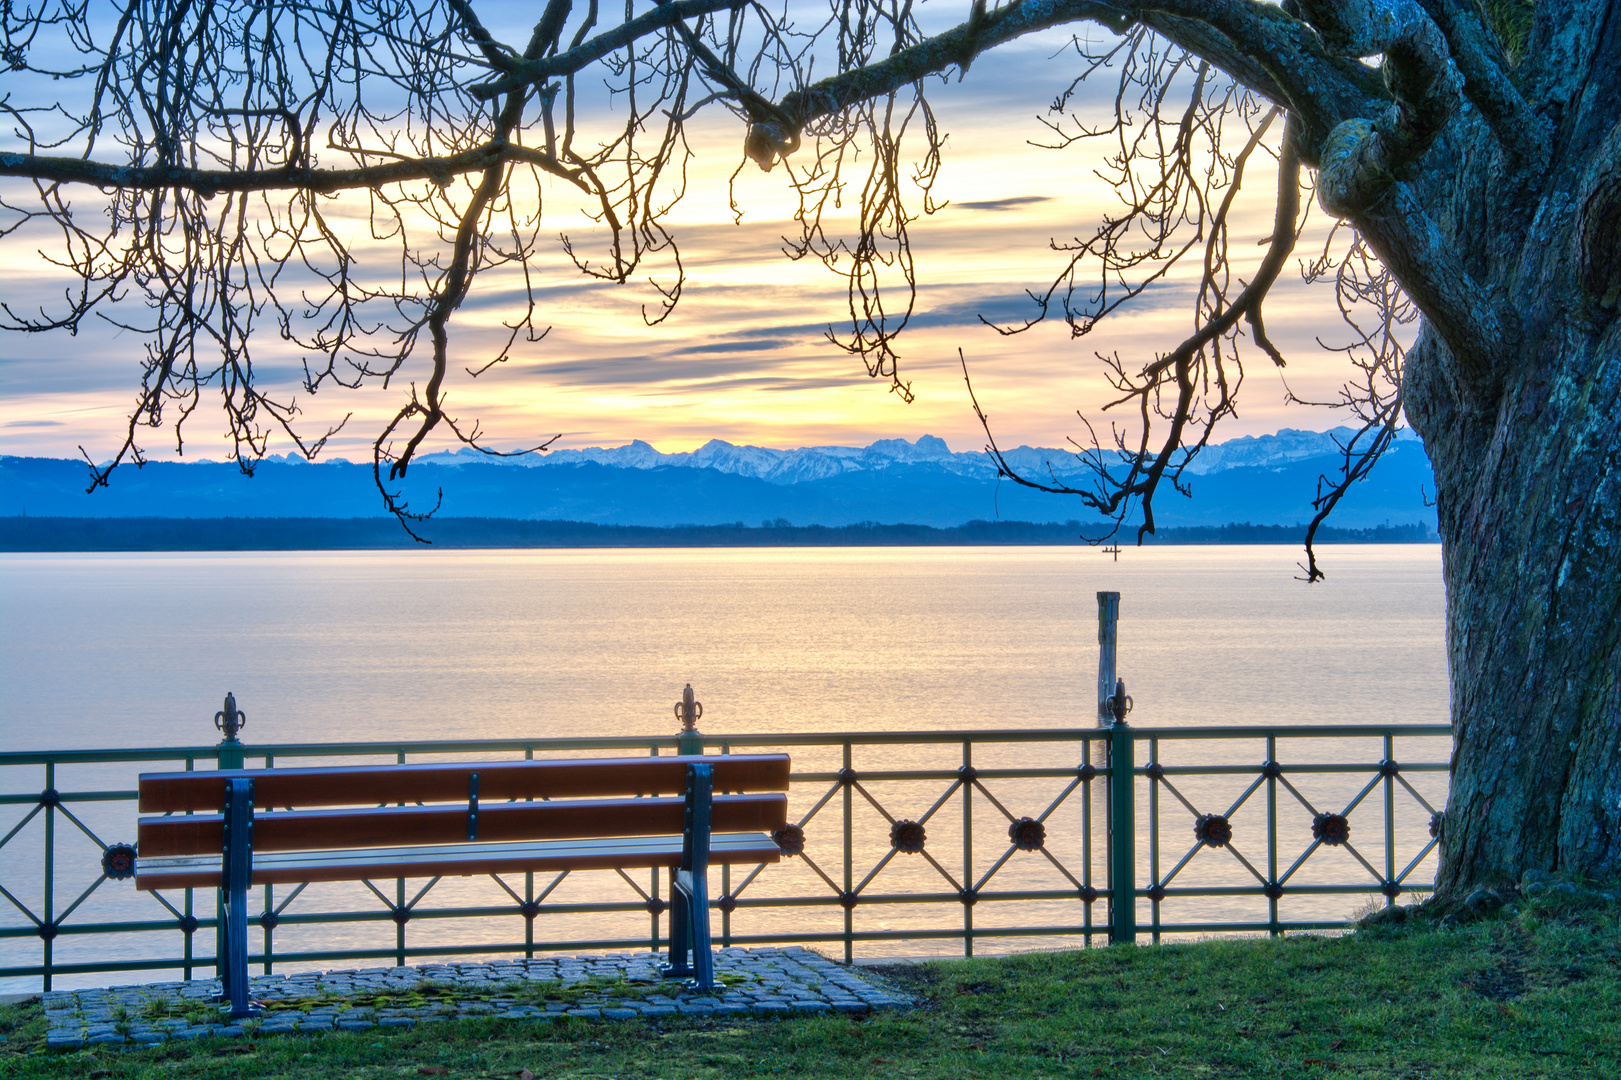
0, 16, 1379, 463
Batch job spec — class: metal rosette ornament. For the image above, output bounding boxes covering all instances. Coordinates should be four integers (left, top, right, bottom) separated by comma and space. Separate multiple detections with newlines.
1312, 812, 1351, 846
1008, 816, 1046, 852
1193, 813, 1232, 848
101, 843, 137, 881
890, 819, 927, 854
772, 823, 805, 857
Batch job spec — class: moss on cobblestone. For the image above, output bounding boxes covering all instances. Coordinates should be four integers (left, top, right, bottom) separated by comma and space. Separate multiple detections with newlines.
135, 998, 219, 1026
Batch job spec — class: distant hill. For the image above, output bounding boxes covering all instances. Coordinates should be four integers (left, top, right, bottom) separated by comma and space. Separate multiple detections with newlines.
0, 428, 1437, 533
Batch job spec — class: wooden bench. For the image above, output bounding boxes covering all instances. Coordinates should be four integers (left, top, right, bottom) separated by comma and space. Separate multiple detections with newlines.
133, 755, 791, 1016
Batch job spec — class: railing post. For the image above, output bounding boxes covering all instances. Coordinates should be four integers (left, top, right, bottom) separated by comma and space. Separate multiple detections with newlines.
42, 761, 54, 992
962, 739, 974, 958
1266, 734, 1279, 936
675, 684, 704, 756
1108, 712, 1136, 944
842, 741, 854, 965
1384, 732, 1397, 906
1099, 592, 1136, 945
213, 693, 246, 984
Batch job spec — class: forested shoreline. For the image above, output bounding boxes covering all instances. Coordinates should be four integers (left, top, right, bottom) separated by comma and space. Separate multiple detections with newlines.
0, 517, 1436, 551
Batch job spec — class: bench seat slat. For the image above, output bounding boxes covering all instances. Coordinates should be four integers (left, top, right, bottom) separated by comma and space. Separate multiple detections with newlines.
133, 832, 781, 889
137, 793, 787, 857
137, 754, 790, 812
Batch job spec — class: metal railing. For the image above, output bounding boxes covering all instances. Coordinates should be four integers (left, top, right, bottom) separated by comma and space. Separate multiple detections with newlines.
1, 715, 1450, 989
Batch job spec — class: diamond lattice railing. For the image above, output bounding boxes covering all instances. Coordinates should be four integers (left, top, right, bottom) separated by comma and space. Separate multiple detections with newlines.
1135, 730, 1448, 941
2, 725, 1449, 989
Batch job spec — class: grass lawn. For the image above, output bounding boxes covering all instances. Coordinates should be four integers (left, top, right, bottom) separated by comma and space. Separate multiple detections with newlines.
3, 885, 1616, 1079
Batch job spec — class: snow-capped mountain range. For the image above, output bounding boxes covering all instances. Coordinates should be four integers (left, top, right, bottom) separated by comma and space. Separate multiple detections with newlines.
3, 428, 1435, 530
414, 427, 1419, 485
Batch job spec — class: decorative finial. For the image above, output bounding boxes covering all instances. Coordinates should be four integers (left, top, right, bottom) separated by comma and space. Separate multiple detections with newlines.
674, 683, 703, 734
1108, 679, 1133, 726
214, 691, 246, 742
674, 684, 704, 755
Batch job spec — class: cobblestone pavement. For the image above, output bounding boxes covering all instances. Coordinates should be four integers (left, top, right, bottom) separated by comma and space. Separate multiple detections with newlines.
42, 947, 908, 1050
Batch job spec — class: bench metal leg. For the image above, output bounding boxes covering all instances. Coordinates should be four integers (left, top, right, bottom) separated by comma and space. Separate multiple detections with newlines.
664, 878, 693, 978
674, 867, 714, 989
220, 777, 255, 1019
661, 764, 715, 991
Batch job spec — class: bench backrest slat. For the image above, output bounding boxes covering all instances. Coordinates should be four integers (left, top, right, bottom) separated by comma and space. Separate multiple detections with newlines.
137, 754, 789, 812
137, 792, 788, 858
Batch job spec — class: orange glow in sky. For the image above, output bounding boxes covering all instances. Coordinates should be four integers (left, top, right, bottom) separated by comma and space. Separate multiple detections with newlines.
0, 35, 1376, 462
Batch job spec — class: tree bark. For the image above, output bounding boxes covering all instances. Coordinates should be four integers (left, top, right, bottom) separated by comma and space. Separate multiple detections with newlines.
1404, 0, 1621, 888
1412, 313, 1621, 891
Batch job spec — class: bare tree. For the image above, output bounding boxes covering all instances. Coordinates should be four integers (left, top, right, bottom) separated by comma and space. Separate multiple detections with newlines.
2, 0, 1618, 894
1, 0, 809, 529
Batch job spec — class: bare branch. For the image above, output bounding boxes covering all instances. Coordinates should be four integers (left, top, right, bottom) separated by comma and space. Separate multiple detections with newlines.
1291, 226, 1414, 580
749, 0, 1141, 169
0, 0, 1517, 557
1353, 181, 1505, 408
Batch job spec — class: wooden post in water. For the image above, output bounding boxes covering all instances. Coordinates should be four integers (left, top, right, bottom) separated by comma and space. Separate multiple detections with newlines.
1097, 593, 1119, 727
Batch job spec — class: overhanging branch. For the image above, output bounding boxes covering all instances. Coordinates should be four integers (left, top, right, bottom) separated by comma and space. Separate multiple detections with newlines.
747, 0, 1140, 166
0, 142, 584, 196
469, 0, 747, 99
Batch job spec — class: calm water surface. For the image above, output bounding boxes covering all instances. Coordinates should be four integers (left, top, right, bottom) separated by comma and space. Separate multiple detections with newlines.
0, 545, 1449, 989
1, 545, 1447, 747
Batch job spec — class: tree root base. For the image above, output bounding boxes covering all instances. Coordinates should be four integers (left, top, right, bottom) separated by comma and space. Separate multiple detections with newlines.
1360, 869, 1621, 931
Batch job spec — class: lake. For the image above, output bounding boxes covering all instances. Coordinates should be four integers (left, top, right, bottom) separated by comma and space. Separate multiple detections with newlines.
0, 545, 1447, 748
0, 545, 1450, 990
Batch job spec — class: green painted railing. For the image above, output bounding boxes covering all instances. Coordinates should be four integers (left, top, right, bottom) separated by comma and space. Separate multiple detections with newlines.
0, 720, 1450, 989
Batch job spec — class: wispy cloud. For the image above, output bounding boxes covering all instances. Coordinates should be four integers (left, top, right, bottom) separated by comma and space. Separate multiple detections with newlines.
0, 44, 1372, 464
951, 196, 1056, 212
666, 338, 800, 355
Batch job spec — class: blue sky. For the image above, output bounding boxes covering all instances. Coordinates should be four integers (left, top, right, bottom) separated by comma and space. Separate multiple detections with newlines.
0, 17, 1381, 462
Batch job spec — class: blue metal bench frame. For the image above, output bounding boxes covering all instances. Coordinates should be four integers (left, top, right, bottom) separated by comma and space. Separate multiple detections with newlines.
211, 762, 727, 1018
220, 776, 254, 1018
662, 763, 714, 988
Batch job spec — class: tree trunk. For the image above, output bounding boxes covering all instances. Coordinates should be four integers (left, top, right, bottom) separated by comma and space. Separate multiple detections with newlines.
1412, 320, 1621, 893
1403, 5, 1621, 885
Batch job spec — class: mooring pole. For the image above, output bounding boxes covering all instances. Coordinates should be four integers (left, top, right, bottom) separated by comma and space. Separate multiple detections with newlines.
1097, 593, 1118, 728
1099, 593, 1136, 944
